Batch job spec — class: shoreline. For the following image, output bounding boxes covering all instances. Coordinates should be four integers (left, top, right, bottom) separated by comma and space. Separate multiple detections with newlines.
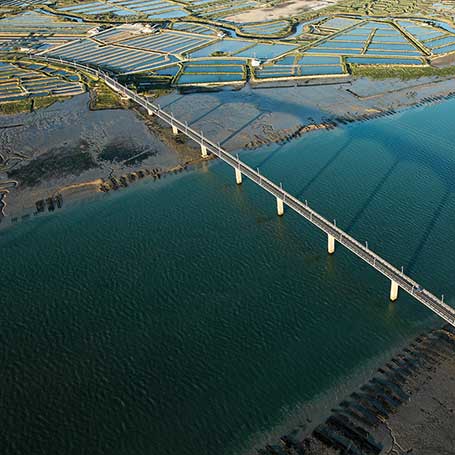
0, 91, 204, 228
0, 151, 213, 232
2, 74, 455, 229
255, 324, 455, 455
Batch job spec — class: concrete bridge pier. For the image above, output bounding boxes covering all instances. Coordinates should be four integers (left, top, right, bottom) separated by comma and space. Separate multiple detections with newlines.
147, 108, 154, 116
235, 168, 242, 185
328, 234, 336, 254
390, 280, 399, 301
276, 197, 284, 216
201, 144, 208, 158
172, 124, 178, 135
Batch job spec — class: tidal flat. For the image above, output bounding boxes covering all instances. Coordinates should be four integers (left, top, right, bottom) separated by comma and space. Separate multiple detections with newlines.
0, 93, 181, 222
2, 74, 455, 226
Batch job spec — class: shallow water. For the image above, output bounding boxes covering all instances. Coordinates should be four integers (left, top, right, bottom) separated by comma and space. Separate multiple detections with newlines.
1, 100, 455, 455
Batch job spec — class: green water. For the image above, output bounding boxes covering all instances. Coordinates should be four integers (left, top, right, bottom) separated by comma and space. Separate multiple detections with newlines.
1, 100, 455, 455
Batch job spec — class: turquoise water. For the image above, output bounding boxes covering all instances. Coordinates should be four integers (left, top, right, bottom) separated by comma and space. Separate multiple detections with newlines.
1, 100, 455, 455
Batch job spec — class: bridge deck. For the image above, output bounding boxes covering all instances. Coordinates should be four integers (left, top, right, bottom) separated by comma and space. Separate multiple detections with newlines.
39, 56, 455, 327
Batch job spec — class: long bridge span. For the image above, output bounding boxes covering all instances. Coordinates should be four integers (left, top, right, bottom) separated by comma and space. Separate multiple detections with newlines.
38, 55, 455, 327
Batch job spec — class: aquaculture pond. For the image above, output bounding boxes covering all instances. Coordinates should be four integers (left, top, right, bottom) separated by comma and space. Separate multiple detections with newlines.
183, 64, 244, 73
365, 49, 423, 56
177, 72, 244, 84
433, 43, 455, 54
255, 64, 344, 79
58, 0, 189, 18
189, 39, 253, 58
321, 17, 361, 30
121, 32, 214, 55
347, 56, 423, 65
238, 20, 290, 36
47, 39, 177, 73
235, 43, 298, 59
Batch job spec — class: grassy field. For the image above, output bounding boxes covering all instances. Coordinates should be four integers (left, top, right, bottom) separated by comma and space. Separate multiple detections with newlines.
0, 96, 70, 115
349, 63, 455, 80
90, 82, 124, 110
33, 96, 67, 110
0, 99, 31, 115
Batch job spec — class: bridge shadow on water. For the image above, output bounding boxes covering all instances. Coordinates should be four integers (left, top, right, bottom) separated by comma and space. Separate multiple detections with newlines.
220, 112, 264, 147
188, 102, 223, 126
164, 89, 455, 278
344, 158, 400, 234
363, 128, 455, 273
294, 137, 354, 200
164, 88, 324, 148
290, 119, 455, 276
406, 188, 451, 274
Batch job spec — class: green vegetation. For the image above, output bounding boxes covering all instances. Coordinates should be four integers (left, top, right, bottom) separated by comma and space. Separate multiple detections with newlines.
349, 63, 455, 80
0, 99, 31, 115
90, 83, 123, 110
0, 94, 75, 116
33, 96, 67, 110
334, 0, 434, 16
117, 74, 173, 94
99, 142, 154, 163
8, 148, 96, 186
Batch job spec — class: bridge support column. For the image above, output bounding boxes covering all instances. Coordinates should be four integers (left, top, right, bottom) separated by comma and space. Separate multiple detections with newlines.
390, 280, 399, 302
328, 234, 336, 254
201, 144, 208, 158
235, 168, 242, 185
172, 124, 178, 135
147, 108, 154, 116
276, 197, 284, 216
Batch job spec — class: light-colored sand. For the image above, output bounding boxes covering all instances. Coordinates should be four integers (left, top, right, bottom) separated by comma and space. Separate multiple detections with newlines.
225, 0, 340, 23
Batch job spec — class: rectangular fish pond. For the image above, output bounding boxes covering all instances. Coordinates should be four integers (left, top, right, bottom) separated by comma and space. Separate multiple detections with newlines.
176, 72, 245, 84
347, 56, 423, 65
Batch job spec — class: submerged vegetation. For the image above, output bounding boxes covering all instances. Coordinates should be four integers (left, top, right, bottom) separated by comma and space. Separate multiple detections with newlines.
99, 142, 156, 163
7, 148, 96, 187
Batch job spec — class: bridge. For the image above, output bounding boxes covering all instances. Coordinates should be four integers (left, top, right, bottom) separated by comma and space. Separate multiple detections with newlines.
37, 55, 455, 327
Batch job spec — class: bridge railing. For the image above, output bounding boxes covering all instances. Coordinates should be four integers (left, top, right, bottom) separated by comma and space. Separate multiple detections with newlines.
33, 55, 455, 326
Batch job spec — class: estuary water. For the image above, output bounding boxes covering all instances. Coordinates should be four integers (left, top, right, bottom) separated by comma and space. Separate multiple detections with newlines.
1, 99, 455, 455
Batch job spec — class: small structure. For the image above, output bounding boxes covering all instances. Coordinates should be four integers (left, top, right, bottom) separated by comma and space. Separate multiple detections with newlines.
88, 26, 103, 36
250, 58, 262, 67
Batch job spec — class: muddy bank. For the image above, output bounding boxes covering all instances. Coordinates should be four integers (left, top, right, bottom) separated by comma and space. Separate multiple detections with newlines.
3, 74, 455, 224
0, 93, 201, 223
255, 325, 455, 455
157, 76, 455, 152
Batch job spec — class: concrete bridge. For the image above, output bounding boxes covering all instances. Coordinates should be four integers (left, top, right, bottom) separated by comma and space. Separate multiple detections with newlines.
38, 55, 455, 328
